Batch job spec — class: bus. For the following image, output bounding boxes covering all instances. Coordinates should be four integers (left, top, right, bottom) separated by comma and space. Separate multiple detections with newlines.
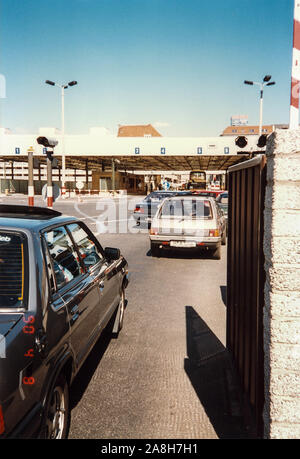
186, 170, 206, 191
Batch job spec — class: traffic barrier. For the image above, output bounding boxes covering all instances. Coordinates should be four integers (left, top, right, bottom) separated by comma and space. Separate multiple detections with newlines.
64, 189, 129, 199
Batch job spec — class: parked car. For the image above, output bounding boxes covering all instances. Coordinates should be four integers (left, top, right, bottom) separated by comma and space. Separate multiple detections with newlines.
216, 192, 228, 223
0, 205, 129, 439
133, 191, 190, 227
192, 190, 224, 199
149, 196, 227, 259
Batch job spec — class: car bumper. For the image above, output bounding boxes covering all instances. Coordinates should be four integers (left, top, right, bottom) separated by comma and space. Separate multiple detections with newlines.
150, 235, 221, 250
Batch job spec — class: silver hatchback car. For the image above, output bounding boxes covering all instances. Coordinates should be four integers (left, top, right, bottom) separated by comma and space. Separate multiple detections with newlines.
149, 196, 227, 259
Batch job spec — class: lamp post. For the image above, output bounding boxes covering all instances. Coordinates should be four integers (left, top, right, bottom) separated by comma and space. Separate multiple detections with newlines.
244, 75, 276, 137
45, 80, 78, 197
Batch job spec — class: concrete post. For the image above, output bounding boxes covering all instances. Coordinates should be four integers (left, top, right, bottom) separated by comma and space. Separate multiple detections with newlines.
263, 129, 300, 438
47, 156, 53, 208
112, 159, 115, 192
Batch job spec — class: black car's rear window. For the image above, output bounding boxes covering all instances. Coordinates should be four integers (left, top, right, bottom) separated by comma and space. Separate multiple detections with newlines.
160, 199, 213, 219
0, 231, 28, 309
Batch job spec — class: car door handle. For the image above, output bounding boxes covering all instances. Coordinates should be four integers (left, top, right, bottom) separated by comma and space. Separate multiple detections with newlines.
99, 281, 105, 290
71, 304, 79, 315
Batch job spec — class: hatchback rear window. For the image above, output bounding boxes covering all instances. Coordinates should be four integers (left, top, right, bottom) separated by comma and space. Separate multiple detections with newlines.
160, 199, 213, 219
0, 231, 28, 309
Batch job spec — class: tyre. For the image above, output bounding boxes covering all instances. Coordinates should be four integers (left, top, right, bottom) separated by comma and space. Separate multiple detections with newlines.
40, 374, 70, 439
112, 288, 125, 337
151, 242, 160, 257
212, 244, 221, 260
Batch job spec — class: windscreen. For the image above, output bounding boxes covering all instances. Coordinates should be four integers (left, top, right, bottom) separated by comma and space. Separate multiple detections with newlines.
160, 199, 213, 219
0, 231, 28, 309
219, 196, 228, 204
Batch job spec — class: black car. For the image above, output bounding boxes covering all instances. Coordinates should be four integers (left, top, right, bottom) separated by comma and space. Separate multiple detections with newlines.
133, 191, 192, 226
0, 205, 129, 439
216, 192, 228, 222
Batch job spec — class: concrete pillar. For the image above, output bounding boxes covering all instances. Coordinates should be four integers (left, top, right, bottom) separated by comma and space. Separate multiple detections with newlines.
263, 129, 300, 438
112, 159, 115, 191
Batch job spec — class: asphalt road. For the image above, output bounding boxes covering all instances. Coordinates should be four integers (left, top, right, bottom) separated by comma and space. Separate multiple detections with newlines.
1, 194, 248, 439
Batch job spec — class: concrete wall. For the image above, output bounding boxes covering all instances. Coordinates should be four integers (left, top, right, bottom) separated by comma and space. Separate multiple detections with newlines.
263, 129, 300, 439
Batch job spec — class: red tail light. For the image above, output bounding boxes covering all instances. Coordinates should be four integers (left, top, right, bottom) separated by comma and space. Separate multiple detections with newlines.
134, 206, 144, 213
150, 227, 159, 235
209, 229, 219, 237
0, 405, 5, 435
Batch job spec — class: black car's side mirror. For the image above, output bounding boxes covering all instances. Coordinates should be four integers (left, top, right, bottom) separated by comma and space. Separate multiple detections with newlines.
104, 247, 121, 261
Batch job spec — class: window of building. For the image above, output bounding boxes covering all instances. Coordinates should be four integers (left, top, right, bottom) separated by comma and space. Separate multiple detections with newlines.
66, 223, 103, 270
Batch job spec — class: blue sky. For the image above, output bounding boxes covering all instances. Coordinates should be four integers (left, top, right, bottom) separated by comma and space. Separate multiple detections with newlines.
0, 0, 295, 136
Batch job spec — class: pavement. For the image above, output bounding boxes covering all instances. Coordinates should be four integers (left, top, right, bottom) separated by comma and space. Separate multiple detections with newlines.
0, 193, 254, 439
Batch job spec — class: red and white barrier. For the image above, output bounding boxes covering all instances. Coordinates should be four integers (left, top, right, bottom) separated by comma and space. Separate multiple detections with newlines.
28, 185, 34, 207
47, 186, 53, 208
290, 0, 300, 129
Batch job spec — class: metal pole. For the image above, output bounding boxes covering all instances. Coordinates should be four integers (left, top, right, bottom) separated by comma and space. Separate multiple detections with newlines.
28, 148, 34, 206
47, 154, 53, 208
259, 87, 263, 137
85, 159, 89, 187
61, 85, 66, 197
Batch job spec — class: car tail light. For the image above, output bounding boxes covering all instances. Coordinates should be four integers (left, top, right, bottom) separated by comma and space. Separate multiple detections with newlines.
134, 206, 144, 213
0, 405, 5, 435
209, 229, 219, 237
150, 227, 159, 235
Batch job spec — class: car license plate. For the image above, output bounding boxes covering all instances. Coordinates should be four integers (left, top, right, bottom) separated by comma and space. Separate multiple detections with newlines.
170, 241, 196, 248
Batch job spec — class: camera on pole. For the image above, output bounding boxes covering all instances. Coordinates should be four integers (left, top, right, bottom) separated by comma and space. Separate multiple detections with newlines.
36, 136, 59, 208
235, 136, 248, 148
37, 136, 58, 162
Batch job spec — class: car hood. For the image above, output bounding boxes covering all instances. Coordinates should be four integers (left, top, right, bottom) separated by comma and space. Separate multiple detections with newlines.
0, 314, 23, 338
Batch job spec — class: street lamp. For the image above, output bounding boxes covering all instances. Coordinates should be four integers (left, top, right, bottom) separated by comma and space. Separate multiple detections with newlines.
45, 79, 78, 197
244, 75, 276, 137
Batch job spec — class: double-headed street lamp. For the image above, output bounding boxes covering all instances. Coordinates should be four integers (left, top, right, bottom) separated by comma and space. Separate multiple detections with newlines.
244, 75, 276, 137
45, 79, 78, 197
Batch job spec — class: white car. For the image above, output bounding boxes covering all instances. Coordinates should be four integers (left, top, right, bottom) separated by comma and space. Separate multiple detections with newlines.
149, 196, 226, 259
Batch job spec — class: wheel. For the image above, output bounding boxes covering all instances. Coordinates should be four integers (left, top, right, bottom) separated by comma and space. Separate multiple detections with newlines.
212, 245, 221, 260
151, 242, 160, 257
40, 374, 70, 439
221, 230, 226, 245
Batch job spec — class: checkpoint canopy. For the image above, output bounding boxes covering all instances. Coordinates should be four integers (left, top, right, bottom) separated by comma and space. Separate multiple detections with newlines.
0, 132, 266, 172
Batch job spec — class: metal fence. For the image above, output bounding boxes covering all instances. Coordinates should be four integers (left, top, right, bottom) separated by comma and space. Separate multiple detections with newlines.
226, 155, 267, 437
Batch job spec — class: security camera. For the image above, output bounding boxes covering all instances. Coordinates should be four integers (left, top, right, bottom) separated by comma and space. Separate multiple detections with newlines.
235, 136, 248, 148
36, 136, 58, 148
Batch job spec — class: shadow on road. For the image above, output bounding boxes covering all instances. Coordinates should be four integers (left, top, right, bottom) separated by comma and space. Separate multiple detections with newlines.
184, 306, 251, 439
220, 285, 227, 307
